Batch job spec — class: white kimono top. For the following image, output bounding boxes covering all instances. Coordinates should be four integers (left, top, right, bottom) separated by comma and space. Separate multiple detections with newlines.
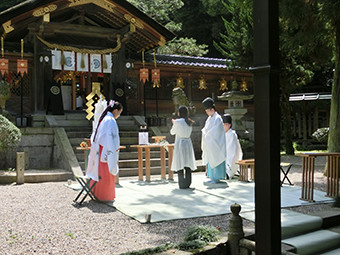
87, 112, 120, 181
170, 118, 197, 171
225, 129, 243, 178
201, 112, 226, 168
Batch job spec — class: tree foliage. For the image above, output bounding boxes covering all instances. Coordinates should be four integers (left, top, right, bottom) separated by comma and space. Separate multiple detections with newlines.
213, 0, 253, 68
317, 0, 340, 153
127, 0, 208, 56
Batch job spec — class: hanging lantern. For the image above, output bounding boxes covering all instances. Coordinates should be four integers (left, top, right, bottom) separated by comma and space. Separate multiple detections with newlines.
176, 74, 184, 88
17, 39, 28, 75
139, 68, 149, 84
0, 37, 8, 76
219, 78, 228, 91
198, 76, 207, 90
151, 52, 160, 88
0, 58, 8, 76
152, 68, 160, 88
240, 79, 248, 92
17, 59, 28, 75
139, 49, 148, 84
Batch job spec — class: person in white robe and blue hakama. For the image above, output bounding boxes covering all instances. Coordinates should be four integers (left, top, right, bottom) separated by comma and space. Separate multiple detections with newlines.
87, 100, 123, 202
201, 97, 227, 184
222, 114, 243, 179
170, 105, 197, 189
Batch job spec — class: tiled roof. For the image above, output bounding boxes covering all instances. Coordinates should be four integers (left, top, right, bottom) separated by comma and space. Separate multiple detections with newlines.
151, 54, 230, 69
289, 93, 332, 101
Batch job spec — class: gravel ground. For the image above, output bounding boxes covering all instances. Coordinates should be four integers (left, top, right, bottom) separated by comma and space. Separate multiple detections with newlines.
0, 155, 335, 254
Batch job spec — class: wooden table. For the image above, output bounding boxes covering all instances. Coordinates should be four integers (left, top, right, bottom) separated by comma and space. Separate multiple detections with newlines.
236, 159, 255, 182
297, 152, 340, 202
76, 145, 126, 184
131, 144, 174, 182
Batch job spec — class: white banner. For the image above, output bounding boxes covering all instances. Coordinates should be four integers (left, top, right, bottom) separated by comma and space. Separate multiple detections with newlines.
51, 49, 62, 70
90, 54, 102, 73
76, 52, 89, 72
103, 53, 112, 73
63, 51, 75, 71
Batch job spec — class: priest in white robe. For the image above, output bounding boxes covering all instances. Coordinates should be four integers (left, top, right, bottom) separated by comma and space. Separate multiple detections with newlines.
170, 105, 197, 189
223, 114, 243, 179
201, 97, 226, 184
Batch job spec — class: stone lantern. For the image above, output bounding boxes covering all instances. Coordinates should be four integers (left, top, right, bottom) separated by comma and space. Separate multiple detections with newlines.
217, 80, 253, 135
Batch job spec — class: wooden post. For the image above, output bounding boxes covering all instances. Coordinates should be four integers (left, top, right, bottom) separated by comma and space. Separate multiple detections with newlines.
138, 146, 144, 181
228, 203, 244, 255
160, 146, 166, 179
16, 152, 25, 184
145, 147, 151, 182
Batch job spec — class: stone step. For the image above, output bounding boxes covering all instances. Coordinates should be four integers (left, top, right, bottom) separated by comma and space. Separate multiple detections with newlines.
56, 119, 92, 127
0, 169, 73, 184
282, 230, 340, 255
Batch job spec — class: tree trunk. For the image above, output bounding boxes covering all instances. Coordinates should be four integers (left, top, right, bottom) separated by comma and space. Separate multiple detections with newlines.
325, 24, 340, 176
327, 25, 340, 153
281, 84, 295, 154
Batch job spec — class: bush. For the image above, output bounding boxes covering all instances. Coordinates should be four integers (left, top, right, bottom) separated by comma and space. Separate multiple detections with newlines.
312, 127, 329, 144
0, 114, 21, 152
184, 225, 219, 243
0, 80, 10, 99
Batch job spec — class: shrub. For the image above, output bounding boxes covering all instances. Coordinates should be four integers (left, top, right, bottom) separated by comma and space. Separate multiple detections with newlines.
0, 80, 10, 99
312, 127, 329, 144
184, 225, 219, 243
0, 114, 21, 152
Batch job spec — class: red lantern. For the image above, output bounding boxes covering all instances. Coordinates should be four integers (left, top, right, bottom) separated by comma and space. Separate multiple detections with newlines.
0, 58, 8, 76
139, 68, 149, 84
17, 59, 28, 75
152, 69, 160, 82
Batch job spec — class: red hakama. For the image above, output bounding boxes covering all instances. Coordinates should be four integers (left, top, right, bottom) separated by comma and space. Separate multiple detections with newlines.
91, 145, 115, 202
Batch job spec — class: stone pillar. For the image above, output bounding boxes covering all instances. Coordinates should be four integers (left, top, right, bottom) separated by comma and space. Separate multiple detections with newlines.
16, 152, 25, 185
228, 203, 244, 255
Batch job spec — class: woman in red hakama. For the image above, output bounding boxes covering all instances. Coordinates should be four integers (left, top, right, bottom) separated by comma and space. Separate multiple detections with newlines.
87, 100, 123, 202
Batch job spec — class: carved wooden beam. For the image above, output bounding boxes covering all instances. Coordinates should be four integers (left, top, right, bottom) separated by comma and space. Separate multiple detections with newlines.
40, 22, 120, 40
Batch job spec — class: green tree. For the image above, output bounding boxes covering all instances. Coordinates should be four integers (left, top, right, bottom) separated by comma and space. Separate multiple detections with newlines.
319, 1, 340, 153
279, 0, 333, 154
127, 0, 208, 56
213, 0, 253, 68
173, 0, 228, 57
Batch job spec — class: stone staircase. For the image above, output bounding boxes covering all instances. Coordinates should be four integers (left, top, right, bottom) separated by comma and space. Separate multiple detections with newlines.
277, 209, 340, 254
53, 113, 170, 177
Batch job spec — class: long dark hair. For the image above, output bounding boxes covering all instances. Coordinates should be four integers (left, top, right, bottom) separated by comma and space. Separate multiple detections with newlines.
93, 100, 123, 142
178, 105, 194, 126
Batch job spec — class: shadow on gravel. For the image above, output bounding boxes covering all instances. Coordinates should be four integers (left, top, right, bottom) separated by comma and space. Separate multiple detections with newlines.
72, 200, 117, 214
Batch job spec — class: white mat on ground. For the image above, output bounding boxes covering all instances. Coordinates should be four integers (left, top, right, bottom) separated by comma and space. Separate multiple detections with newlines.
109, 174, 333, 223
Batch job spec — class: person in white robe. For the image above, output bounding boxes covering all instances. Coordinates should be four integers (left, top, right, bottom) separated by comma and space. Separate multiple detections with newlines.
201, 97, 226, 184
170, 105, 197, 189
86, 100, 123, 202
222, 114, 243, 179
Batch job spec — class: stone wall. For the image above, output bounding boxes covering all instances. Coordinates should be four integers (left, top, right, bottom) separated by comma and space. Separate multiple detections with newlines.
1, 127, 64, 170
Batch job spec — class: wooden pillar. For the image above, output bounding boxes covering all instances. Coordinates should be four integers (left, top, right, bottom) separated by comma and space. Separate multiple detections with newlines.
297, 113, 302, 138
253, 0, 281, 254
303, 112, 307, 140
313, 107, 319, 132
308, 112, 312, 137
72, 72, 76, 110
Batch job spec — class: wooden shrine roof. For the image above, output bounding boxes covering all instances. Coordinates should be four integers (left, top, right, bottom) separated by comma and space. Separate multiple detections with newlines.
0, 0, 175, 53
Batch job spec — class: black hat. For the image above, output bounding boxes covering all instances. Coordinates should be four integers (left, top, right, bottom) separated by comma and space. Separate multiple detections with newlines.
202, 97, 215, 109
222, 114, 232, 124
